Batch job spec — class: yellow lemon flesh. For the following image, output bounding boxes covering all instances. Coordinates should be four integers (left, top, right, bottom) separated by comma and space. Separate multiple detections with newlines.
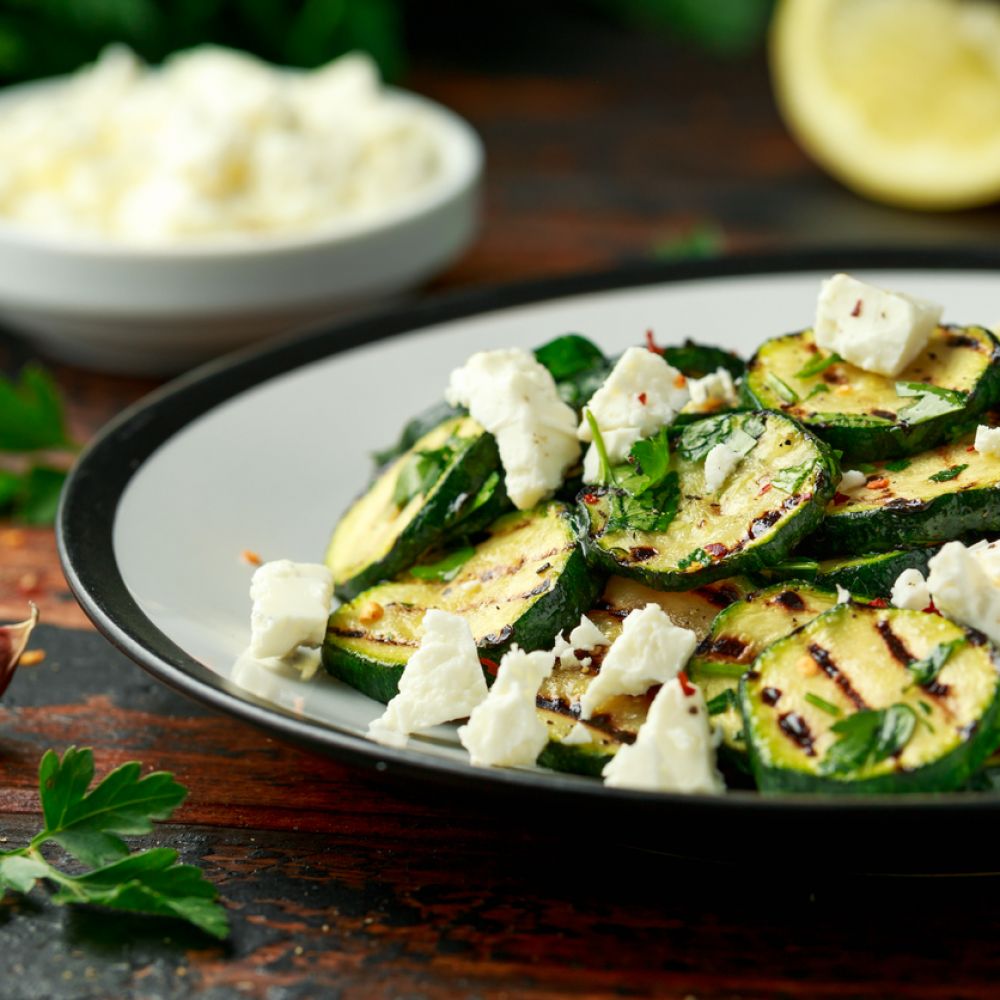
771, 0, 1000, 209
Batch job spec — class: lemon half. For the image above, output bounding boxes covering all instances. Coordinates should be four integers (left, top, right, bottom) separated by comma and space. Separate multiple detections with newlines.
771, 0, 1000, 210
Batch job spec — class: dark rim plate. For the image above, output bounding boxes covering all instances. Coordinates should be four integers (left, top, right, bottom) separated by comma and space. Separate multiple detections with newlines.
57, 248, 1000, 870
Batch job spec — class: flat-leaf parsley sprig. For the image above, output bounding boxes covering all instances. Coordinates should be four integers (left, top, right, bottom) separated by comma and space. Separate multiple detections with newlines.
0, 747, 228, 939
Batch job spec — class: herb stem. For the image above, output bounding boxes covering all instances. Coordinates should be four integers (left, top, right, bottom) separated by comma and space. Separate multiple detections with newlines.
584, 408, 617, 486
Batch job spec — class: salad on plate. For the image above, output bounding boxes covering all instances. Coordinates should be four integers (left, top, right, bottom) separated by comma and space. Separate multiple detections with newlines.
244, 272, 1000, 797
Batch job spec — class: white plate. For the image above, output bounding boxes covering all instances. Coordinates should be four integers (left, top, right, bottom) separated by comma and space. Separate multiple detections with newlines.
58, 251, 1000, 868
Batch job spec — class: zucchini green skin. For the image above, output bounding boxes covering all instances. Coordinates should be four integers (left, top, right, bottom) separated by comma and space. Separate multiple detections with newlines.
327, 416, 504, 601
323, 503, 602, 704
743, 325, 1000, 459
536, 711, 617, 777
371, 400, 461, 469
758, 548, 938, 598
688, 581, 839, 764
741, 603, 1000, 794
812, 433, 1000, 556
577, 410, 838, 590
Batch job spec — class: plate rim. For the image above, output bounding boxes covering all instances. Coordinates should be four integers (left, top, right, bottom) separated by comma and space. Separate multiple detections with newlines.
57, 245, 1000, 815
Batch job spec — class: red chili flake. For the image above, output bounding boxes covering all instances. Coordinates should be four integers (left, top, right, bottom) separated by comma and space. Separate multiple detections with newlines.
851, 299, 863, 317
833, 491, 850, 505
868, 598, 889, 608
674, 373, 687, 389
677, 671, 697, 697
638, 392, 647, 405
705, 542, 728, 559
479, 657, 499, 676
866, 478, 889, 490
582, 492, 600, 505
923, 602, 940, 616
757, 482, 773, 497
645, 329, 664, 355
967, 445, 977, 453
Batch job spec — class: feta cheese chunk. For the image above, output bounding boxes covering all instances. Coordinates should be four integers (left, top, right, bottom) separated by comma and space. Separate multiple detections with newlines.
458, 646, 555, 767
551, 614, 610, 669
578, 346, 689, 484
891, 568, 931, 611
578, 604, 696, 720
975, 425, 1000, 459
703, 441, 743, 493
927, 541, 1000, 644
838, 469, 867, 492
445, 348, 580, 510
249, 560, 333, 659
814, 274, 942, 377
368, 610, 487, 748
687, 367, 739, 411
602, 677, 723, 794
835, 585, 852, 605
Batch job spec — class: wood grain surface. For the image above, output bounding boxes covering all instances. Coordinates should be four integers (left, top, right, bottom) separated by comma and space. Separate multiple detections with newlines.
4, 11, 1000, 998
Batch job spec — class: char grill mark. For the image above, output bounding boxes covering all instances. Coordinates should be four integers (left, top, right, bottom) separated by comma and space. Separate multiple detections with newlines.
778, 711, 816, 756
808, 643, 869, 710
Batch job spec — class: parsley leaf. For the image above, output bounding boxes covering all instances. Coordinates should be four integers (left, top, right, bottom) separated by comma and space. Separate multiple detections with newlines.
884, 458, 911, 473
907, 639, 964, 688
770, 460, 815, 495
410, 546, 475, 582
0, 366, 70, 451
895, 382, 967, 423
706, 689, 738, 716
621, 427, 671, 495
929, 464, 968, 483
677, 412, 765, 462
0, 747, 228, 939
819, 704, 917, 776
678, 547, 711, 571
795, 352, 842, 379
604, 472, 681, 534
392, 436, 464, 507
804, 692, 841, 717
804, 384, 830, 402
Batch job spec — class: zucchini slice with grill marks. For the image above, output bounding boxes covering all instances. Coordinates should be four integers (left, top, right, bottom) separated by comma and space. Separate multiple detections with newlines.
812, 431, 1000, 556
577, 410, 837, 590
741, 602, 1000, 794
536, 574, 753, 776
687, 582, 839, 762
744, 325, 1000, 459
758, 548, 938, 598
323, 502, 599, 703
326, 415, 506, 600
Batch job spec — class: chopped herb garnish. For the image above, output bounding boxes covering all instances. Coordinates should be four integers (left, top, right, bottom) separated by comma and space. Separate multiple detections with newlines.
804, 384, 830, 402
794, 352, 842, 379
770, 460, 814, 495
677, 412, 765, 462
392, 435, 465, 507
0, 747, 228, 939
918, 700, 933, 715
770, 557, 820, 578
604, 474, 681, 534
410, 546, 476, 582
907, 639, 964, 688
764, 371, 799, 404
895, 382, 967, 422
678, 547, 711, 571
584, 408, 617, 487
928, 464, 968, 483
804, 692, 841, 717
819, 703, 917, 777
689, 661, 747, 680
706, 689, 738, 716
856, 463, 877, 474
623, 427, 671, 495
884, 458, 911, 472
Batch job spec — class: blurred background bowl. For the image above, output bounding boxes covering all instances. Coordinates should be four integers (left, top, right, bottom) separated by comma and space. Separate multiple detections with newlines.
0, 82, 482, 376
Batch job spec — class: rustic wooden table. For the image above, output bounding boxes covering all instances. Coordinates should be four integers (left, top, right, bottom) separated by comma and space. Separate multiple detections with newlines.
4, 15, 1000, 999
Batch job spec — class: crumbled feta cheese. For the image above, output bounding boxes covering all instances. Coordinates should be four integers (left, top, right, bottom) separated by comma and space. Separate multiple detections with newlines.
233, 645, 323, 687
0, 46, 442, 243
703, 441, 743, 492
562, 722, 592, 746
552, 614, 610, 669
445, 348, 580, 510
835, 585, 852, 605
814, 273, 942, 377
891, 568, 931, 611
249, 560, 333, 659
602, 677, 723, 794
838, 469, 867, 492
578, 347, 689, 484
578, 604, 696, 720
687, 367, 739, 410
975, 425, 1000, 459
368, 610, 487, 748
927, 541, 1000, 644
458, 645, 555, 767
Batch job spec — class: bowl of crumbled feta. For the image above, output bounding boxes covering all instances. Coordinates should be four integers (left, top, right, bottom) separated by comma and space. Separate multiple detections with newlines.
0, 45, 482, 373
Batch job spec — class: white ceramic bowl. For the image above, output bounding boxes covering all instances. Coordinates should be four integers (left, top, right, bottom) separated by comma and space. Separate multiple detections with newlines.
0, 85, 482, 375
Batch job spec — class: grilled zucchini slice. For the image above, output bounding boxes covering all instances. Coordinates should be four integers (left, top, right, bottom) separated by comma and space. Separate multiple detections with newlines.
687, 582, 839, 761
741, 603, 1000, 794
578, 410, 837, 590
813, 432, 1000, 555
759, 548, 938, 598
536, 574, 753, 776
326, 415, 505, 600
323, 503, 599, 703
744, 325, 1000, 459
